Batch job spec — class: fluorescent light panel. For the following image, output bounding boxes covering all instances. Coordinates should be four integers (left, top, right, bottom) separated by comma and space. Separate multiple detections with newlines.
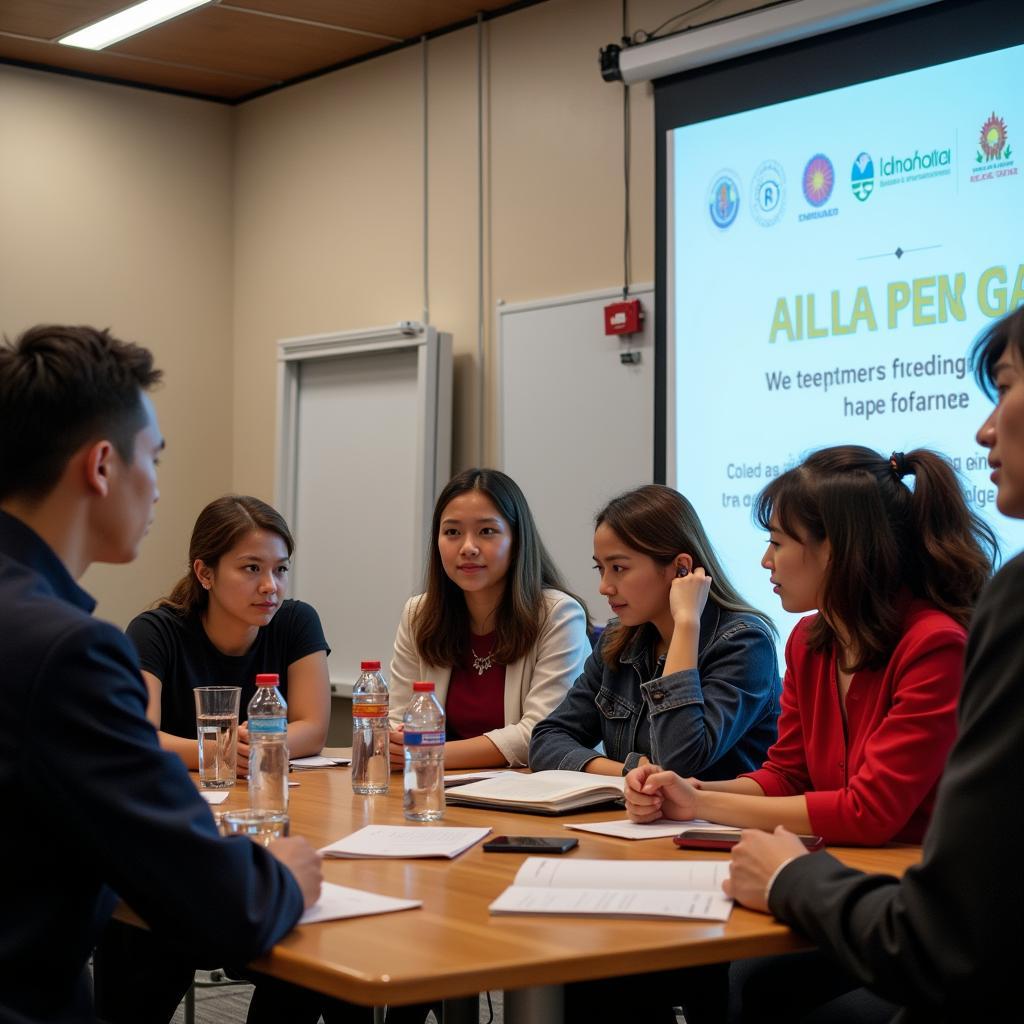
59, 0, 214, 51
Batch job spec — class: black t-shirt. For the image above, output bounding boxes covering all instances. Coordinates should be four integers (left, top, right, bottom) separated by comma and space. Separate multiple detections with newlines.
126, 599, 330, 738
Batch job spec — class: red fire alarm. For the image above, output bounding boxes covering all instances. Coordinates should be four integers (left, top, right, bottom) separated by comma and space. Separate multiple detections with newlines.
604, 298, 643, 336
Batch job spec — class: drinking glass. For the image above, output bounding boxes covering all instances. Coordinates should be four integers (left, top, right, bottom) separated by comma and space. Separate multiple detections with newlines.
194, 686, 241, 788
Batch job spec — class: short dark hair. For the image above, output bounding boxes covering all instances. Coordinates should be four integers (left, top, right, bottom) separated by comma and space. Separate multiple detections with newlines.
972, 304, 1024, 397
755, 445, 996, 671
0, 325, 162, 502
161, 495, 295, 615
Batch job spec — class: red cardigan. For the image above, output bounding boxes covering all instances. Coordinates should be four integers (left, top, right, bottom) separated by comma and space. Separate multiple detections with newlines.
742, 601, 965, 844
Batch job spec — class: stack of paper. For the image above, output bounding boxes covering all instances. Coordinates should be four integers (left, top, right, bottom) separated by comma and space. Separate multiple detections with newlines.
489, 857, 733, 921
445, 770, 625, 814
321, 825, 491, 859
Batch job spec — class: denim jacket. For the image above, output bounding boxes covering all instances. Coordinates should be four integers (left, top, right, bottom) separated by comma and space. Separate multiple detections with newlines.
529, 601, 781, 779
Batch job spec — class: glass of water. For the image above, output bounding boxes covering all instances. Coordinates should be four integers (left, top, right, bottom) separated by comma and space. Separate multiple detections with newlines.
194, 686, 241, 788
219, 809, 290, 846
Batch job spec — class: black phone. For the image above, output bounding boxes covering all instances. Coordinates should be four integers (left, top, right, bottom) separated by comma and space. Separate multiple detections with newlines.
482, 835, 579, 854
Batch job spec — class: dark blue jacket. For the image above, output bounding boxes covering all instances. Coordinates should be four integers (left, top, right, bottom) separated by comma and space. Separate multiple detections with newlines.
529, 601, 780, 778
0, 511, 303, 1024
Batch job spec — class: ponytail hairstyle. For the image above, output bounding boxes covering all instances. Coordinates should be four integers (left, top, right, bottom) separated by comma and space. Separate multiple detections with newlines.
414, 468, 589, 667
754, 446, 997, 671
160, 495, 295, 615
971, 302, 1024, 397
596, 484, 774, 668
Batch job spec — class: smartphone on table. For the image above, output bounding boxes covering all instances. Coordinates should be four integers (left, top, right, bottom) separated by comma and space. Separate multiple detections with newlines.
673, 829, 825, 852
482, 835, 579, 854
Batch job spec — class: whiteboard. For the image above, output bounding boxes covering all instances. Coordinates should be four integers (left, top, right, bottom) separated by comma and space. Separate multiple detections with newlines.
277, 324, 452, 695
498, 286, 655, 626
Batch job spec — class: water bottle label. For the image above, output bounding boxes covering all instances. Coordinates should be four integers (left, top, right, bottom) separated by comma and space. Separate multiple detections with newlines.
351, 703, 388, 718
404, 730, 444, 746
249, 717, 287, 734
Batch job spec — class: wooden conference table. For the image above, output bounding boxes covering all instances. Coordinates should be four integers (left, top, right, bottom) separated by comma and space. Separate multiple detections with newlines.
208, 767, 919, 1022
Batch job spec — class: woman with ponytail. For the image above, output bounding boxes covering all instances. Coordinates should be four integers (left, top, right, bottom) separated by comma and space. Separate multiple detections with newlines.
127, 494, 331, 770
626, 445, 996, 846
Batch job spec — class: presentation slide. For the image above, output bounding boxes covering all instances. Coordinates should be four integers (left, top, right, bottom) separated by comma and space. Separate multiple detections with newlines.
668, 39, 1023, 644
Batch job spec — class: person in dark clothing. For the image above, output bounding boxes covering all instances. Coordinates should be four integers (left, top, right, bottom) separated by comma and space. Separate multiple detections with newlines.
724, 304, 1024, 1023
0, 324, 321, 1024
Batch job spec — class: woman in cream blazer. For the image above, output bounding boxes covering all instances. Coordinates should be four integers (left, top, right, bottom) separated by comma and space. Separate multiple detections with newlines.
386, 468, 589, 770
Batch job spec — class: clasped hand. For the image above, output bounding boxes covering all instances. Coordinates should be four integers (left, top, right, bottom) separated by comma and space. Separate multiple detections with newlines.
623, 764, 701, 822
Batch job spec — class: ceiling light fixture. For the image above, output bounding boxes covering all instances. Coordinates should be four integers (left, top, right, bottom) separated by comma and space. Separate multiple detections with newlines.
59, 0, 215, 51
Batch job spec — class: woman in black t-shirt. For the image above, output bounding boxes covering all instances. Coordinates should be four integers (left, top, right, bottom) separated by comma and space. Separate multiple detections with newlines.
101, 495, 352, 1024
127, 494, 331, 773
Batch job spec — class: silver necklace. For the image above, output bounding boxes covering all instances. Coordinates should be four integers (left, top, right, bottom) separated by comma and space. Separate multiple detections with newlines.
471, 645, 496, 675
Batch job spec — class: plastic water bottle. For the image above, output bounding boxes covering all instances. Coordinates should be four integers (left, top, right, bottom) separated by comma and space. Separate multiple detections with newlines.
351, 660, 390, 795
247, 673, 289, 813
403, 681, 445, 821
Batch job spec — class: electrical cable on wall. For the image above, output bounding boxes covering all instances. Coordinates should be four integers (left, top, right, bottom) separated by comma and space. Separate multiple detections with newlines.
630, 0, 738, 44
422, 33, 430, 327
621, 0, 631, 300
477, 11, 486, 465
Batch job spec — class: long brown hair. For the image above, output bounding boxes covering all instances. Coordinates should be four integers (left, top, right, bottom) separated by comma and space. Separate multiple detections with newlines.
414, 469, 588, 667
755, 445, 996, 671
160, 495, 295, 615
597, 484, 774, 667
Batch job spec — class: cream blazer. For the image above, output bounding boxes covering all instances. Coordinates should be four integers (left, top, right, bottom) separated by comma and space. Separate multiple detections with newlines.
387, 589, 589, 767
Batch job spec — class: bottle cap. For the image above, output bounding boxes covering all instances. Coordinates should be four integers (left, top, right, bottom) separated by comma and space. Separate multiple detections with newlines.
412, 681, 435, 692
360, 660, 381, 671
255, 673, 280, 686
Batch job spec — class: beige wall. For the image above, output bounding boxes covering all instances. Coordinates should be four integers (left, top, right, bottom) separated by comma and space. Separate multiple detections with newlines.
3, 0, 769, 619
232, 0, 769, 491
0, 65, 234, 625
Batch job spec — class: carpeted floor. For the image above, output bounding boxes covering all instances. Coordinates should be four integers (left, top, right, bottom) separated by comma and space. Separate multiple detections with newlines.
169, 975, 503, 1024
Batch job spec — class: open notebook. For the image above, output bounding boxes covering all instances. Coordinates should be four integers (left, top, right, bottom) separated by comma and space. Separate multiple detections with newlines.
445, 770, 625, 815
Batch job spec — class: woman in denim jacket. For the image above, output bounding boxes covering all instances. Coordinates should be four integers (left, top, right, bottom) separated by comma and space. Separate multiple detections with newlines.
530, 484, 779, 779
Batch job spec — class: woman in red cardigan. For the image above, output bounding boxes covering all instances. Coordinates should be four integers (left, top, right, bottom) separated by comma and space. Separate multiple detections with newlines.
625, 444, 995, 846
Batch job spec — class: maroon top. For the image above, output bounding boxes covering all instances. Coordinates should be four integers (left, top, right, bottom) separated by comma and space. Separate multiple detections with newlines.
445, 631, 506, 741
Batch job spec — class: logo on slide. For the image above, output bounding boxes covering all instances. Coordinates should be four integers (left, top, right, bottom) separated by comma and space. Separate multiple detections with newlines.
802, 154, 835, 207
750, 160, 786, 226
708, 171, 740, 228
970, 112, 1017, 184
978, 112, 1009, 161
851, 152, 874, 201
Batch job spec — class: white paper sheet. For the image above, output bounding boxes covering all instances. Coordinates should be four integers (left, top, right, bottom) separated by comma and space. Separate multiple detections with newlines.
290, 755, 351, 768
489, 885, 732, 921
299, 881, 421, 924
443, 770, 511, 787
512, 857, 730, 891
320, 825, 492, 859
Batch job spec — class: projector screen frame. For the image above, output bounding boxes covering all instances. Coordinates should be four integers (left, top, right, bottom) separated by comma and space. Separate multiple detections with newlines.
653, 0, 1024, 483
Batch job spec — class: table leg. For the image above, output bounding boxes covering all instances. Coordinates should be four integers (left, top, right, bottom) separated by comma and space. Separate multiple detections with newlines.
504, 985, 563, 1024
441, 994, 479, 1023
